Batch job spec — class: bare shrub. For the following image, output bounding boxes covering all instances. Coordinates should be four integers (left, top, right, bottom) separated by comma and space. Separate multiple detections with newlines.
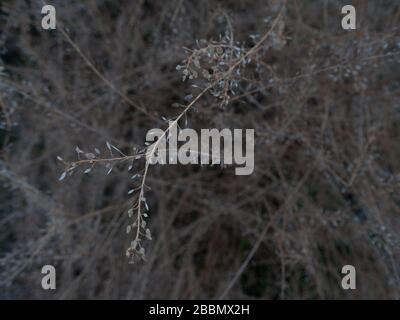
0, 0, 399, 299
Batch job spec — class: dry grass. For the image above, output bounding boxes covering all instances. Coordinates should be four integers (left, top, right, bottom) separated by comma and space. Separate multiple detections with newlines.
0, 0, 399, 299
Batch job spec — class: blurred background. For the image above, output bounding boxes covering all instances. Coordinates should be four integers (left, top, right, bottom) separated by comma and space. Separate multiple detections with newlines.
0, 0, 399, 299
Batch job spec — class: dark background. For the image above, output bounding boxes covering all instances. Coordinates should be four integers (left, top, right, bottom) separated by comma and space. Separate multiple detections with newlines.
0, 0, 399, 299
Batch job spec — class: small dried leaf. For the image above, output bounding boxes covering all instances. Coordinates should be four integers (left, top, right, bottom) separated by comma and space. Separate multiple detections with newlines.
145, 229, 152, 240
84, 168, 92, 174
59, 172, 67, 181
75, 146, 83, 154
193, 59, 201, 68
106, 166, 113, 175
85, 153, 95, 160
110, 144, 125, 156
